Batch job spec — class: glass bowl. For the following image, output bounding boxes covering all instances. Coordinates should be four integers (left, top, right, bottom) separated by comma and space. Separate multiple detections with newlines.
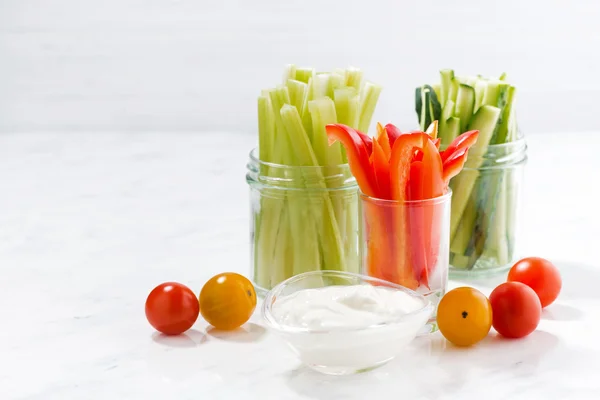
262, 270, 433, 375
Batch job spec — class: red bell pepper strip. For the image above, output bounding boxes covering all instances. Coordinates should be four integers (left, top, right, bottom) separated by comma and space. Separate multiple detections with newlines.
372, 140, 391, 200
433, 138, 441, 150
387, 132, 430, 288
442, 147, 470, 184
326, 124, 378, 197
356, 130, 373, 156
390, 132, 429, 200
384, 123, 402, 148
406, 139, 444, 289
441, 130, 479, 162
376, 125, 392, 161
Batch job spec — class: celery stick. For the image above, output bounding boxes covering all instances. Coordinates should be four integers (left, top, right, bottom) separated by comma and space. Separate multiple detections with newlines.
286, 79, 308, 117
345, 67, 364, 92
254, 188, 285, 287
334, 87, 360, 128
309, 98, 339, 166
270, 206, 294, 286
280, 105, 346, 271
334, 87, 359, 163
295, 67, 315, 84
344, 194, 360, 274
283, 64, 297, 83
268, 87, 294, 164
358, 82, 383, 133
258, 96, 274, 163
328, 74, 345, 99
313, 74, 330, 99
301, 78, 315, 143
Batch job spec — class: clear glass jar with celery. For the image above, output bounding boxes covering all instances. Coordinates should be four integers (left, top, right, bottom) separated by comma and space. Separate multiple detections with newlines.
415, 70, 527, 277
247, 65, 382, 292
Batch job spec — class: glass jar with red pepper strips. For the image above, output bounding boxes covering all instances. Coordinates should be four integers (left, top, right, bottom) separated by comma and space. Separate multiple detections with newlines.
326, 122, 479, 328
360, 192, 452, 332
246, 149, 361, 294
448, 138, 527, 278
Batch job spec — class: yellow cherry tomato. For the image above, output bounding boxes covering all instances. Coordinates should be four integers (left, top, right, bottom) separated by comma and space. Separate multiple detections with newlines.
199, 272, 257, 330
437, 287, 493, 347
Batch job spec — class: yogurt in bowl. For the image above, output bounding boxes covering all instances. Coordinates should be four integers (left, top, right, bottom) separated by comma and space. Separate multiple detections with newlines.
262, 271, 433, 375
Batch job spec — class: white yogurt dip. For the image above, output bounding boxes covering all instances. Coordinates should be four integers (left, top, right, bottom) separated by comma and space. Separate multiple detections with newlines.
267, 284, 432, 374
272, 284, 425, 330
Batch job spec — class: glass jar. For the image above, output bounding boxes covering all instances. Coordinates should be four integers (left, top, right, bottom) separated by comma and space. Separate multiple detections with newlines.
359, 191, 452, 331
448, 138, 527, 278
246, 149, 360, 294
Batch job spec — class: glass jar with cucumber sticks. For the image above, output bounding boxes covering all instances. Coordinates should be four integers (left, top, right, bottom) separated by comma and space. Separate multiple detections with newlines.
416, 69, 527, 277
448, 138, 527, 276
247, 64, 382, 293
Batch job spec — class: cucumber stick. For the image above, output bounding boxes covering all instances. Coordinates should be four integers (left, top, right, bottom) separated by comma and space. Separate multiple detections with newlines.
417, 69, 520, 272
440, 69, 455, 106
449, 105, 501, 244
455, 84, 475, 133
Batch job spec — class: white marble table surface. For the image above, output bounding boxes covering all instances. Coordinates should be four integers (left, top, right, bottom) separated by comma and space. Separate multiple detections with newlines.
1, 131, 599, 400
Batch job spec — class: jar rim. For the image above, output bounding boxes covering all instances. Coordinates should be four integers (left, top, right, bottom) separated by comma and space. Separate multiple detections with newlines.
360, 189, 452, 205
248, 148, 352, 170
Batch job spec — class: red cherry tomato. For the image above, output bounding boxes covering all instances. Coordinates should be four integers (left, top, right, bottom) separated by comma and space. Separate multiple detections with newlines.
490, 282, 541, 339
507, 257, 562, 308
145, 282, 200, 335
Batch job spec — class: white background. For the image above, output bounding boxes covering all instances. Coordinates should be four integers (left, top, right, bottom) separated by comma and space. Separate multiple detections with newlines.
1, 0, 599, 135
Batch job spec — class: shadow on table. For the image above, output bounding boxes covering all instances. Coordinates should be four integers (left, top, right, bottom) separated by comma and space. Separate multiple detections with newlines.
285, 331, 561, 399
551, 260, 600, 300
542, 303, 584, 321
151, 329, 207, 348
206, 322, 266, 343
452, 260, 600, 301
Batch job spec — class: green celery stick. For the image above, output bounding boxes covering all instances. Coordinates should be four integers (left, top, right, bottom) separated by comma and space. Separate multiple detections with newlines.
328, 73, 345, 98
313, 73, 330, 99
280, 104, 346, 271
286, 79, 308, 116
334, 87, 360, 129
258, 96, 274, 163
333, 87, 359, 163
345, 67, 364, 91
301, 78, 315, 142
283, 64, 297, 84
270, 206, 294, 287
358, 82, 382, 133
295, 67, 315, 84
268, 87, 294, 164
309, 97, 339, 166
